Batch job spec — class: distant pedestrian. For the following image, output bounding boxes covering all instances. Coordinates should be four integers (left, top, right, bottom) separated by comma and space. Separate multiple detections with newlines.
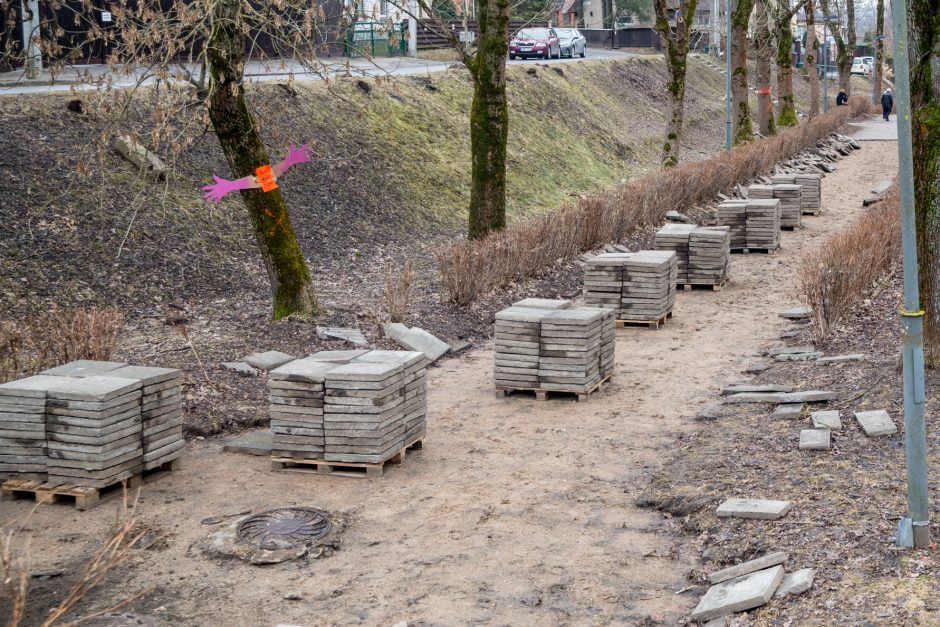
836, 90, 848, 106
881, 89, 894, 121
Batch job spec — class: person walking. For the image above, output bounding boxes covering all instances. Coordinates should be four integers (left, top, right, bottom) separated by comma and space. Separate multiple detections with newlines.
881, 89, 894, 121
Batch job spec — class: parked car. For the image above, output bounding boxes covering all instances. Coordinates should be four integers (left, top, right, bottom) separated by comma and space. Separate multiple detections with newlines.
555, 28, 586, 58
509, 28, 561, 60
850, 56, 872, 76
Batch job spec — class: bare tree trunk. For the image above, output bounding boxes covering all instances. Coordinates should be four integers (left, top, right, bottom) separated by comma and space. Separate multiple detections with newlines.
467, 0, 510, 239
806, 0, 820, 116
206, 0, 319, 319
654, 0, 698, 166
731, 0, 755, 143
754, 0, 776, 135
871, 0, 884, 104
909, 0, 940, 365
824, 0, 856, 96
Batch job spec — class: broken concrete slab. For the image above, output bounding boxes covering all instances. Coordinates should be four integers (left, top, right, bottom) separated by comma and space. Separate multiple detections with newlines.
774, 568, 815, 598
766, 345, 816, 356
382, 322, 410, 342
690, 565, 785, 622
220, 362, 258, 377
799, 429, 831, 451
721, 383, 793, 396
316, 327, 369, 347
812, 410, 842, 430
772, 404, 804, 419
393, 327, 450, 363
665, 210, 694, 223
743, 360, 773, 374
723, 392, 787, 404
716, 498, 792, 520
779, 306, 813, 320
243, 351, 295, 371
817, 354, 865, 364
780, 390, 838, 403
708, 551, 788, 584
855, 410, 897, 436
779, 330, 801, 339
774, 352, 824, 362
222, 431, 272, 456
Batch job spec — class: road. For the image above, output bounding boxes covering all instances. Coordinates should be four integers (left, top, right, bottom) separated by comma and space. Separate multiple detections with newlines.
0, 48, 636, 95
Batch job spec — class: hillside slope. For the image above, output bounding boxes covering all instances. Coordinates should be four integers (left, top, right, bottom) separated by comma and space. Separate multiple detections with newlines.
0, 56, 726, 317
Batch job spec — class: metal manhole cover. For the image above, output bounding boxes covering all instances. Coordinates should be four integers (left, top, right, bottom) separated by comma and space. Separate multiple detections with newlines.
236, 507, 332, 550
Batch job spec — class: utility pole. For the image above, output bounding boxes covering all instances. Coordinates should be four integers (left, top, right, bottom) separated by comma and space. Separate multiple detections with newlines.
408, 0, 418, 56
725, 0, 731, 151
20, 0, 42, 80
822, 20, 828, 112
890, 0, 931, 550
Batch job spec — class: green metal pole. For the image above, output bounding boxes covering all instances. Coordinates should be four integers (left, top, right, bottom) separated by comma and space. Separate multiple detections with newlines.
891, 0, 931, 549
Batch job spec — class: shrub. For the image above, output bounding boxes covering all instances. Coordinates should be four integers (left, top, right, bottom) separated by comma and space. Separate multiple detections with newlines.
0, 306, 123, 383
384, 261, 415, 323
799, 185, 901, 338
437, 97, 870, 305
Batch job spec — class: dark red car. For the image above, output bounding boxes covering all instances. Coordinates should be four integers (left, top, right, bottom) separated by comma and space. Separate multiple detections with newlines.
509, 27, 561, 60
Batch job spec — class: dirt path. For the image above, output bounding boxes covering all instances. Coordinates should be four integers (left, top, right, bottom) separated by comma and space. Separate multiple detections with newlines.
2, 131, 899, 626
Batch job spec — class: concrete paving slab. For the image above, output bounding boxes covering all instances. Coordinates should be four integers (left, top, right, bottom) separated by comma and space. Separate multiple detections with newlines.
382, 323, 410, 341
774, 568, 815, 597
811, 410, 842, 429
855, 409, 897, 436
220, 362, 258, 377
767, 345, 816, 356
243, 351, 296, 371
41, 360, 126, 378
709, 551, 788, 584
721, 383, 793, 395
772, 404, 804, 419
316, 327, 369, 347
778, 306, 813, 320
799, 429, 831, 450
716, 498, 792, 520
817, 354, 865, 364
691, 565, 785, 622
394, 328, 450, 363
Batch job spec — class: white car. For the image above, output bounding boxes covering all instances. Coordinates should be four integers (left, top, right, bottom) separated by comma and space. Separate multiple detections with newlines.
555, 28, 586, 58
850, 57, 872, 76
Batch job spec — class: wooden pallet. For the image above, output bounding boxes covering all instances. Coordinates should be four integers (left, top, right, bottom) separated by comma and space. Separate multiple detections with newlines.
0, 459, 180, 511
678, 278, 727, 292
801, 210, 821, 216
730, 247, 777, 255
270, 438, 424, 478
495, 373, 612, 402
616, 310, 673, 330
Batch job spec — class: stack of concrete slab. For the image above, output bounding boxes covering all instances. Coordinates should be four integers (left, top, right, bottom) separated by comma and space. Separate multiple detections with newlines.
268, 358, 335, 459
324, 351, 427, 464
0, 376, 59, 478
494, 306, 552, 389
745, 198, 781, 251
494, 300, 615, 395
687, 226, 731, 286
110, 366, 183, 471
584, 253, 631, 312
773, 173, 821, 215
585, 252, 676, 321
653, 224, 695, 284
539, 307, 608, 392
45, 376, 143, 488
717, 200, 748, 249
773, 184, 802, 229
269, 350, 428, 466
620, 250, 677, 320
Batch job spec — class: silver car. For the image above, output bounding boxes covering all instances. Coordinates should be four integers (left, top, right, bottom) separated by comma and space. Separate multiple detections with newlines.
555, 28, 586, 58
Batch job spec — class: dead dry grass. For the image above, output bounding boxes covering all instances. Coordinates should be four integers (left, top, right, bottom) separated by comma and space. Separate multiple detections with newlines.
799, 185, 901, 339
0, 306, 123, 383
436, 98, 870, 305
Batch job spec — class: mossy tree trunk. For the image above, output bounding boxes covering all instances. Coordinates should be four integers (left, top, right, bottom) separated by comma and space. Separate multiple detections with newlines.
908, 0, 940, 365
754, 0, 776, 135
654, 0, 698, 167
772, 0, 806, 127
466, 0, 510, 239
822, 0, 856, 96
206, 0, 318, 319
805, 0, 821, 116
871, 0, 884, 104
731, 0, 755, 144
